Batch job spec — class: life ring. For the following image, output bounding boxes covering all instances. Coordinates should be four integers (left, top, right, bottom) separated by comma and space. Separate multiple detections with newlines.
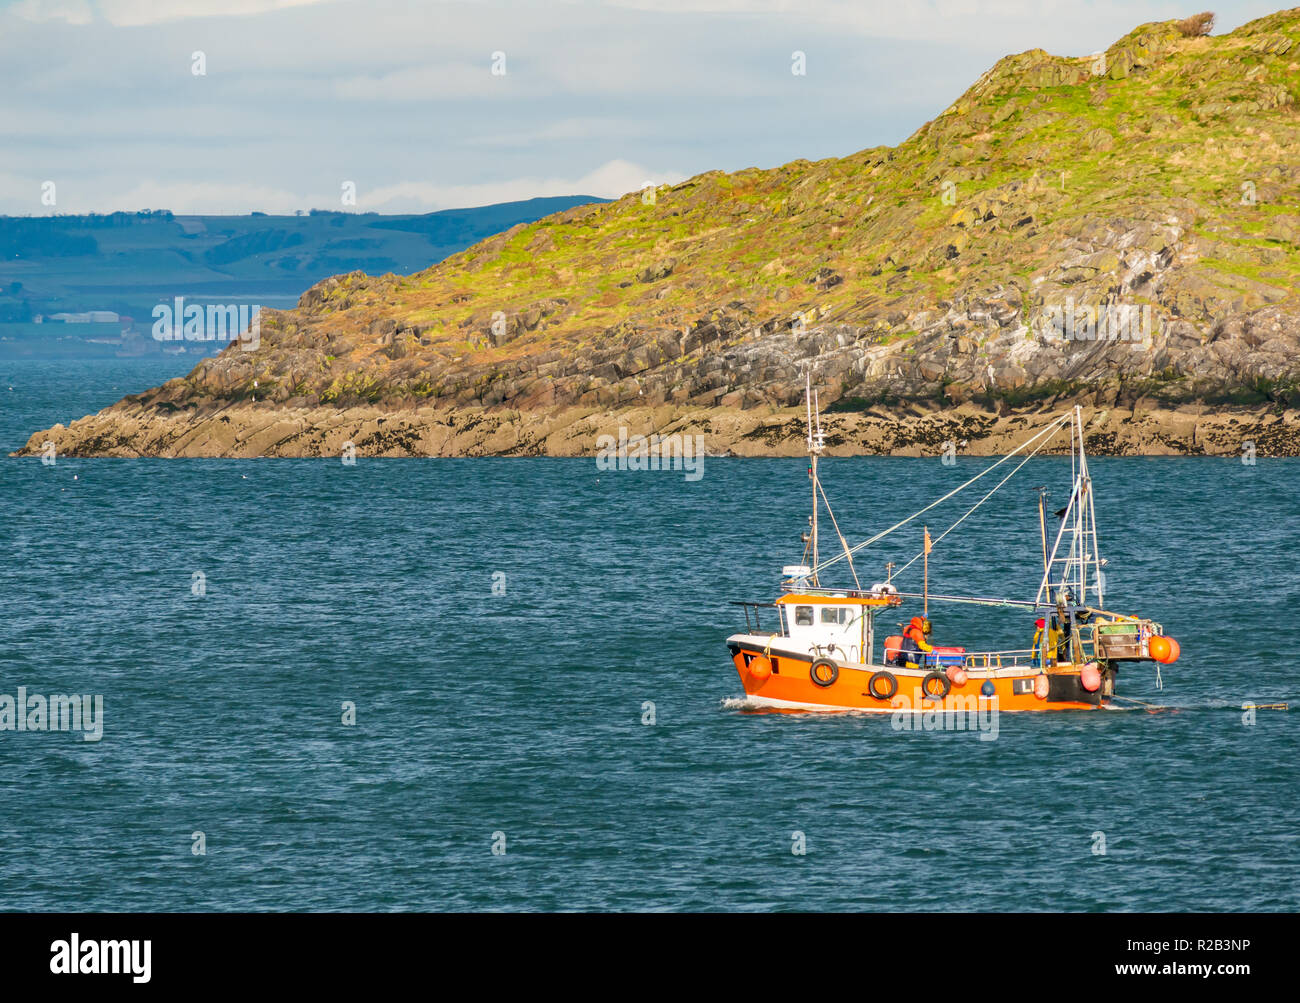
921, 671, 951, 701
866, 670, 897, 700
810, 658, 839, 687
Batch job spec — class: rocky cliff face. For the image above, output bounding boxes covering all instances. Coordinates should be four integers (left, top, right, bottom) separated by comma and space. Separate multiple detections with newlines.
19, 11, 1300, 458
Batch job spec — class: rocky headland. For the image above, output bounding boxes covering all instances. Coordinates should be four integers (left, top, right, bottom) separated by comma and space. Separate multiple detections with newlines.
19, 11, 1300, 458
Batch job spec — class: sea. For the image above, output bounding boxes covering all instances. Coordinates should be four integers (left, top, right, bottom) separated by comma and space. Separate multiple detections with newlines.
1, 356, 1296, 911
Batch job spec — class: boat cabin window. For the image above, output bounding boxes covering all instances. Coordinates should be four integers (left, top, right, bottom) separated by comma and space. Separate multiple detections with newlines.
794, 605, 814, 626
820, 607, 851, 625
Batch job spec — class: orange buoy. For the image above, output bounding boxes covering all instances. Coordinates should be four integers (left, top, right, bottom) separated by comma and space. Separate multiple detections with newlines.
1080, 662, 1101, 692
1162, 637, 1181, 664
1034, 674, 1049, 700
748, 655, 772, 681
1148, 635, 1172, 663
946, 665, 968, 686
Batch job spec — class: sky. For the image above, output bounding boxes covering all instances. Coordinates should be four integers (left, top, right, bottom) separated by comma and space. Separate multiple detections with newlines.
0, 0, 1285, 214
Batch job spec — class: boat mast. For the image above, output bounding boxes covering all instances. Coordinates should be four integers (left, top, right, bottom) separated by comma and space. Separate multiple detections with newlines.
1077, 405, 1104, 609
1036, 486, 1050, 580
922, 525, 931, 616
805, 373, 825, 586
1074, 407, 1088, 607
1037, 405, 1105, 610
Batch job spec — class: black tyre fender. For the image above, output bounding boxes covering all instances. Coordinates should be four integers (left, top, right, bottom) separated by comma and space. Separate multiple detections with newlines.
809, 658, 839, 687
921, 670, 951, 701
866, 670, 898, 700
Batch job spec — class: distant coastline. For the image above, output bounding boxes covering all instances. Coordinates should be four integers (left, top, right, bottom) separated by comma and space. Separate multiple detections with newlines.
0, 197, 607, 358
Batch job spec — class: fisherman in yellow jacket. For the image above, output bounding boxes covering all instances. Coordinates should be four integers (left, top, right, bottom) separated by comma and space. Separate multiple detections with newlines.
1032, 617, 1061, 667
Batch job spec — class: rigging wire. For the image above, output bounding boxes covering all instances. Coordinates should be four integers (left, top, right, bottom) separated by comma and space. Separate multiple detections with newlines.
811, 411, 1073, 576
887, 419, 1065, 580
815, 476, 862, 591
887, 590, 1038, 610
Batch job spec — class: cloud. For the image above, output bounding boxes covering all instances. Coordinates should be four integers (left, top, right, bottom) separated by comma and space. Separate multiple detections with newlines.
573, 0, 1272, 50
10, 0, 335, 27
458, 117, 645, 148
2, 0, 1279, 216
103, 180, 313, 213
9, 159, 679, 214
334, 62, 515, 102
9, 0, 94, 24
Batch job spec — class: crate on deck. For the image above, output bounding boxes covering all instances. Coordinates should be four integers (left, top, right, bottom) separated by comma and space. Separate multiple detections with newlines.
928, 645, 967, 668
1094, 622, 1141, 659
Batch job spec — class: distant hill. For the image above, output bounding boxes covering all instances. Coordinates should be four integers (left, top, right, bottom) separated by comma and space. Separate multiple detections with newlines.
0, 196, 606, 355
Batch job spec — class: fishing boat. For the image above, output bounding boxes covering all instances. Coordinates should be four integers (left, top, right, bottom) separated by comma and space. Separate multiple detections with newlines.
725, 382, 1181, 713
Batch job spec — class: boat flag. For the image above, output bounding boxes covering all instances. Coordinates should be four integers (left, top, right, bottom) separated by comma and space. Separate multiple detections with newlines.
924, 527, 933, 555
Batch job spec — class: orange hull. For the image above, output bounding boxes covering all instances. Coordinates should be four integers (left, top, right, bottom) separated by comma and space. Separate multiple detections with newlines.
728, 641, 1108, 712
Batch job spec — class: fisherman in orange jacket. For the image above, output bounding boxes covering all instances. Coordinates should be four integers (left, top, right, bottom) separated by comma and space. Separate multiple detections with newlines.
900, 616, 934, 668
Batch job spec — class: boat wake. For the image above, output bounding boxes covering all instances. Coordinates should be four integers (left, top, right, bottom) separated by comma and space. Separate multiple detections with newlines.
720, 695, 849, 714
1108, 697, 1290, 713
723, 695, 1288, 715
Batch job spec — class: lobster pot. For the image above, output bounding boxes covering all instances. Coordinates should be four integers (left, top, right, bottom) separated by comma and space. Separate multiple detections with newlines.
1095, 623, 1141, 659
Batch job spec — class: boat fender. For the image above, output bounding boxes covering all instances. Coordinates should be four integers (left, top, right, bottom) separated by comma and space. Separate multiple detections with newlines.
810, 658, 839, 688
1079, 662, 1101, 692
748, 654, 772, 682
921, 671, 951, 701
1034, 674, 1050, 700
866, 670, 897, 700
981, 680, 995, 698
945, 665, 968, 687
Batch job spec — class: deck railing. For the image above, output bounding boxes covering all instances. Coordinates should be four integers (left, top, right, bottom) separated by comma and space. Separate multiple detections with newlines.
958, 648, 1038, 671
728, 600, 778, 634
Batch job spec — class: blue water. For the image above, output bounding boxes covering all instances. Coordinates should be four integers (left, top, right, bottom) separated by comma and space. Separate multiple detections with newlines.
1, 359, 1297, 911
